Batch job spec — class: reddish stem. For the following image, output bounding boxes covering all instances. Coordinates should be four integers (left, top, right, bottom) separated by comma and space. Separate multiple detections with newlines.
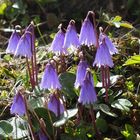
30, 35, 35, 89
105, 84, 109, 103
32, 110, 52, 140
60, 54, 66, 73
101, 66, 105, 88
106, 66, 110, 86
103, 25, 110, 33
34, 46, 38, 85
104, 66, 109, 102
56, 93, 61, 140
23, 95, 37, 140
32, 28, 38, 85
92, 12, 99, 48
26, 58, 34, 89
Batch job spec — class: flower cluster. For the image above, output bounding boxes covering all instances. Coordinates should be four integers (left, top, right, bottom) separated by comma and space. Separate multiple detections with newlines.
8, 10, 118, 139
6, 23, 38, 89
9, 10, 118, 114
6, 30, 20, 54
6, 25, 34, 58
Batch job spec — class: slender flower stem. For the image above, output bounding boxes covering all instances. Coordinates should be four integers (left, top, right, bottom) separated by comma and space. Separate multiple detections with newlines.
23, 96, 37, 140
104, 67, 109, 102
77, 103, 83, 121
103, 25, 110, 33
60, 54, 66, 73
101, 66, 110, 102
105, 84, 109, 103
30, 32, 36, 89
32, 110, 52, 140
90, 104, 101, 140
106, 66, 110, 86
46, 108, 55, 140
31, 23, 38, 85
92, 12, 99, 48
33, 44, 38, 85
101, 66, 105, 88
56, 93, 61, 140
26, 58, 34, 89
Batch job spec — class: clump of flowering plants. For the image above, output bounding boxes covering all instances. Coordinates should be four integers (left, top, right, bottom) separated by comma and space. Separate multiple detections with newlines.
1, 10, 139, 140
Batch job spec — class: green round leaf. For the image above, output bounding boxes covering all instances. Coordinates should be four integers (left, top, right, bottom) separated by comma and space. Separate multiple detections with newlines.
111, 99, 132, 112
0, 120, 13, 137
53, 108, 78, 127
99, 104, 118, 117
8, 117, 28, 139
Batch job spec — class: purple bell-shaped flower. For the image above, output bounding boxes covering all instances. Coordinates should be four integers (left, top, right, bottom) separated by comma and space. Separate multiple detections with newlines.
99, 31, 118, 55
40, 62, 61, 90
78, 69, 97, 105
94, 30, 114, 102
79, 11, 96, 47
93, 38, 114, 68
15, 31, 32, 58
26, 23, 34, 33
6, 30, 20, 54
47, 94, 64, 117
10, 91, 26, 116
26, 23, 35, 50
74, 60, 88, 89
49, 24, 66, 55
63, 20, 80, 52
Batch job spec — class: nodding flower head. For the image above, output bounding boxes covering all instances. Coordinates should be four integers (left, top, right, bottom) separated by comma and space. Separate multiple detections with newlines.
99, 28, 118, 55
26, 23, 35, 49
93, 36, 114, 68
15, 31, 32, 58
6, 30, 20, 54
40, 62, 61, 90
47, 94, 64, 117
63, 20, 80, 52
78, 69, 97, 105
105, 35, 118, 55
26, 23, 34, 33
49, 24, 66, 55
79, 11, 96, 47
10, 91, 26, 116
74, 60, 88, 89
